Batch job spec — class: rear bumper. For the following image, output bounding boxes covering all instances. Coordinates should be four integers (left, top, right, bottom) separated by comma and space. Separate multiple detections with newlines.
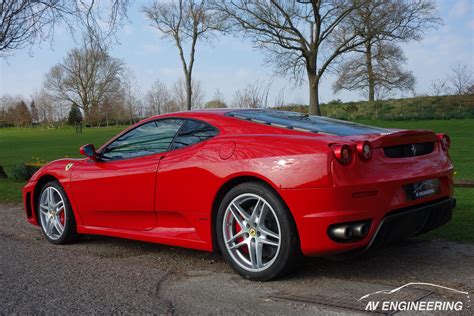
279, 173, 454, 256
367, 197, 453, 250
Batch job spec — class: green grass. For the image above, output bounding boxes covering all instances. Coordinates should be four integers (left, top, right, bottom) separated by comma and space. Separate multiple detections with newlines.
0, 121, 472, 243
0, 180, 24, 203
421, 188, 474, 243
0, 126, 123, 173
0, 126, 123, 203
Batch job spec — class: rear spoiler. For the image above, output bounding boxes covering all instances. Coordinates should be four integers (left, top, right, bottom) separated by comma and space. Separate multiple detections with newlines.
369, 130, 438, 148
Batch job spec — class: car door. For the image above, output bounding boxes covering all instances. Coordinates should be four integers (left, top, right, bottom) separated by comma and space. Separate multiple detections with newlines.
154, 119, 220, 241
70, 119, 184, 231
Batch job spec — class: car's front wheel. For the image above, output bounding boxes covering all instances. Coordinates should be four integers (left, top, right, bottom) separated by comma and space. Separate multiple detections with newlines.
38, 181, 78, 244
216, 182, 299, 281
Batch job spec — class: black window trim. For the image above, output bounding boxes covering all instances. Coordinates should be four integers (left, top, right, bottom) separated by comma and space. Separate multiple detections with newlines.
98, 117, 220, 162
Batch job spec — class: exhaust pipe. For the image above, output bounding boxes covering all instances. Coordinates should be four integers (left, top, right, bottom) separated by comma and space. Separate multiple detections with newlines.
352, 223, 368, 238
328, 225, 352, 240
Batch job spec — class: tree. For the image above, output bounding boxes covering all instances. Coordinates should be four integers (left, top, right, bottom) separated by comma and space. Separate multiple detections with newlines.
0, 0, 130, 57
172, 78, 204, 110
430, 78, 448, 97
32, 89, 54, 124
333, 0, 440, 102
213, 0, 370, 115
333, 42, 415, 99
145, 79, 171, 115
15, 100, 32, 127
232, 81, 270, 109
204, 100, 227, 108
30, 100, 39, 124
448, 64, 473, 95
144, 0, 224, 111
67, 103, 83, 126
120, 68, 142, 123
45, 38, 124, 123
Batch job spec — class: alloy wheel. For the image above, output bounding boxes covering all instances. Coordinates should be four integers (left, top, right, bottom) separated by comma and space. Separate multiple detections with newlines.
222, 193, 281, 272
39, 186, 66, 240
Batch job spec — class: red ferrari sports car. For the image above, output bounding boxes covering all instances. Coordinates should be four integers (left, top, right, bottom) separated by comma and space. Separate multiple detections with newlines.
23, 109, 454, 280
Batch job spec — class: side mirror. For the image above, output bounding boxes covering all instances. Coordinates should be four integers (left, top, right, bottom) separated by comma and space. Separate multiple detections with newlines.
79, 144, 97, 160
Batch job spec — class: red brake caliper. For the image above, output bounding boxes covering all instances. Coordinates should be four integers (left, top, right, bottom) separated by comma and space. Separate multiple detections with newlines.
60, 210, 65, 225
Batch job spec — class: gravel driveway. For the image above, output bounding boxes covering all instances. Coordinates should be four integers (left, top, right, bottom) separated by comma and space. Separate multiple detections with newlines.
1, 203, 473, 315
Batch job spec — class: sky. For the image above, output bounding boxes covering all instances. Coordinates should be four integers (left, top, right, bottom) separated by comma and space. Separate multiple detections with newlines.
1, 0, 473, 106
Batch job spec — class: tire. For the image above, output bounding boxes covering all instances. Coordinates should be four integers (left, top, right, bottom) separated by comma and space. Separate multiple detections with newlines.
216, 181, 300, 281
37, 180, 78, 244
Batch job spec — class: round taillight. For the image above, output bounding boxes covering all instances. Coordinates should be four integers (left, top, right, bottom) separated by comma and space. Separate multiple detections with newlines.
356, 141, 372, 161
437, 133, 451, 151
333, 144, 352, 164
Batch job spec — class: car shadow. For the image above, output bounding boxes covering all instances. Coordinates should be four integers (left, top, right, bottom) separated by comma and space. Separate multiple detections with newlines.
75, 233, 464, 283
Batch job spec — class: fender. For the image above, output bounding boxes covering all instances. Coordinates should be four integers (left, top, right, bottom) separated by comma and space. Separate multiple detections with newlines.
28, 158, 85, 226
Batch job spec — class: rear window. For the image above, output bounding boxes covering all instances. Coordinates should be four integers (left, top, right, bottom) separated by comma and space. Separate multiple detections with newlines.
225, 110, 387, 136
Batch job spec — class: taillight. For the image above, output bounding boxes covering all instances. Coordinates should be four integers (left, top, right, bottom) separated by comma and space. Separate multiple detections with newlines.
332, 144, 352, 165
356, 141, 372, 161
437, 133, 451, 151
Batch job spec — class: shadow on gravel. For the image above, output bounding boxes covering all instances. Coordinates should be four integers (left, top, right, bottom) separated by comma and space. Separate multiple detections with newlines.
76, 233, 467, 286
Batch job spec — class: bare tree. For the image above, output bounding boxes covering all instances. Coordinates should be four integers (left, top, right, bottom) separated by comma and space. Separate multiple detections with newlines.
0, 0, 130, 56
44, 38, 124, 123
333, 0, 440, 102
333, 42, 415, 99
120, 68, 142, 123
172, 78, 204, 109
213, 0, 372, 115
145, 79, 171, 115
274, 87, 286, 108
232, 80, 270, 109
32, 89, 55, 124
144, 0, 224, 111
429, 78, 448, 97
448, 64, 473, 95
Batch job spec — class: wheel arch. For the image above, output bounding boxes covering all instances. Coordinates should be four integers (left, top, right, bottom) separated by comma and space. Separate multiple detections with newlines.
210, 175, 300, 252
33, 174, 59, 223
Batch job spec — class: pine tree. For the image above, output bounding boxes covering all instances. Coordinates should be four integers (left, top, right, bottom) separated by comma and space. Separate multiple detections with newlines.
16, 101, 32, 127
67, 103, 83, 126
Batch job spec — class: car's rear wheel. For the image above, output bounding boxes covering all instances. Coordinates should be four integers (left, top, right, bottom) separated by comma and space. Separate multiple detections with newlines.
38, 181, 78, 244
216, 182, 299, 281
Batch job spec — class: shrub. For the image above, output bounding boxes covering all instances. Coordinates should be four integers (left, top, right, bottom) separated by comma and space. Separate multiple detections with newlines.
10, 163, 42, 181
277, 94, 474, 120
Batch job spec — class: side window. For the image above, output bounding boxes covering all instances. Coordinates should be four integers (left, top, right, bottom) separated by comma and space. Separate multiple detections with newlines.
101, 119, 184, 161
170, 120, 218, 150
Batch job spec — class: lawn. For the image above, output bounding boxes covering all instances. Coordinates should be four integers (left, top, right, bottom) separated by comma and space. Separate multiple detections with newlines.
0, 126, 123, 173
0, 119, 472, 243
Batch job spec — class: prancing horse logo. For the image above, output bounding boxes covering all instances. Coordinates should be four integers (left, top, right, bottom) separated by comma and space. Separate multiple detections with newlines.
410, 144, 417, 156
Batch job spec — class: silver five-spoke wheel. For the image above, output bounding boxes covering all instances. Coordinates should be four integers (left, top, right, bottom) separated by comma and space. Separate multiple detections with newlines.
39, 186, 66, 240
223, 193, 281, 272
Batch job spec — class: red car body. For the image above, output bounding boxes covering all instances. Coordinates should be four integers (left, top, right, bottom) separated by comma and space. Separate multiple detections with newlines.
23, 109, 454, 256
